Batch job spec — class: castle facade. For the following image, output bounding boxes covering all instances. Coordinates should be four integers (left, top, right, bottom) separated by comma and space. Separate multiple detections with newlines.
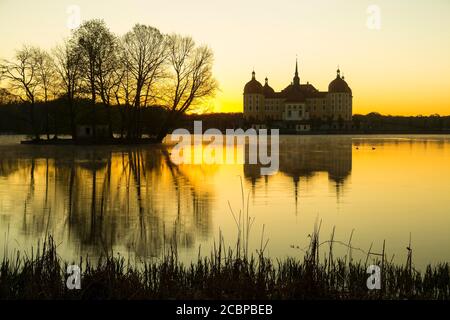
243, 60, 353, 131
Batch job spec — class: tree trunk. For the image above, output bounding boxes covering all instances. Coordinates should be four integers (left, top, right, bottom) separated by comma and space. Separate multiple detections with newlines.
68, 98, 77, 140
156, 111, 177, 143
30, 100, 40, 140
105, 103, 113, 138
91, 75, 97, 139
45, 103, 50, 140
156, 126, 168, 143
120, 108, 125, 139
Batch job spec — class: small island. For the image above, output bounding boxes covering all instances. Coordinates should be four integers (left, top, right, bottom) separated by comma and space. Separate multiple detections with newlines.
0, 20, 217, 145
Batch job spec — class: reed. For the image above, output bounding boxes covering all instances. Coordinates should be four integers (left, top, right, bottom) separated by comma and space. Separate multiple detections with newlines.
0, 228, 449, 300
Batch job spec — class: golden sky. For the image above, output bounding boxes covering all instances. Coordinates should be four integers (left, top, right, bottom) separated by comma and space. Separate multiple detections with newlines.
1, 0, 449, 115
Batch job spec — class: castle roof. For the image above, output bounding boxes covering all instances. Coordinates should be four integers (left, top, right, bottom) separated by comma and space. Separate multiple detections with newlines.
244, 71, 263, 94
328, 69, 352, 94
282, 83, 305, 103
262, 77, 275, 97
280, 82, 322, 101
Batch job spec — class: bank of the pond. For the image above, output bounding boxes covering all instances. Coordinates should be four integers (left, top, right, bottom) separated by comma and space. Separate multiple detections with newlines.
19, 137, 159, 145
0, 237, 448, 300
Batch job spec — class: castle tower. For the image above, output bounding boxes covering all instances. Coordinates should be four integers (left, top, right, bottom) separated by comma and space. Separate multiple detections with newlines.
327, 68, 353, 128
243, 70, 264, 121
293, 59, 300, 86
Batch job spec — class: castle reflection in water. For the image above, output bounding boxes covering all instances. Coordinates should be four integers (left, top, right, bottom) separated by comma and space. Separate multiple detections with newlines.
0, 136, 352, 259
244, 136, 352, 199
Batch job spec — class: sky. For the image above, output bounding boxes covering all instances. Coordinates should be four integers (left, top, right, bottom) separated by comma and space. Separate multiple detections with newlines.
1, 0, 449, 115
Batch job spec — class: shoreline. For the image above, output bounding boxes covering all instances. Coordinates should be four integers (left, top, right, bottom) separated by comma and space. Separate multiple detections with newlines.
19, 137, 159, 146
1, 236, 449, 300
12, 131, 450, 146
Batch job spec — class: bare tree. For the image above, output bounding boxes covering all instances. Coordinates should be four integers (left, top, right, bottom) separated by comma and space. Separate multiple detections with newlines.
1, 45, 41, 140
112, 58, 134, 138
121, 24, 167, 139
53, 38, 83, 139
34, 48, 56, 139
74, 19, 117, 138
94, 31, 119, 138
156, 35, 217, 142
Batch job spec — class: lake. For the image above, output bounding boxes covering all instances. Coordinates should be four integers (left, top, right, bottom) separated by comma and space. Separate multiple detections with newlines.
0, 135, 449, 269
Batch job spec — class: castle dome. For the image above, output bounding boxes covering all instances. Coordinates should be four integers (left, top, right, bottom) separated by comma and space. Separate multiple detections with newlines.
244, 71, 263, 94
262, 77, 275, 97
328, 69, 352, 94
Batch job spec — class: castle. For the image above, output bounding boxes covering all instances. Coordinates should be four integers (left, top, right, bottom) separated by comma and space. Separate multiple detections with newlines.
243, 60, 353, 131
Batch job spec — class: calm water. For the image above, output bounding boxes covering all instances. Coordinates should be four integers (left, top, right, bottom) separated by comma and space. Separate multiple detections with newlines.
0, 135, 449, 269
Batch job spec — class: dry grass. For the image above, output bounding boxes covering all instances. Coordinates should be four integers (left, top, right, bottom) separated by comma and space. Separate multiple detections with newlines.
0, 231, 449, 300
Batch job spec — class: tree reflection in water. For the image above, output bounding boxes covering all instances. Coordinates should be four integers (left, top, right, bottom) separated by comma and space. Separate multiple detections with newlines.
0, 145, 213, 259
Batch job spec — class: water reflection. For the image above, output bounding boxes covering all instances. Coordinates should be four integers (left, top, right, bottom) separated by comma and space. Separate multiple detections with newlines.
0, 146, 213, 258
1, 135, 450, 268
244, 136, 352, 200
0, 137, 353, 259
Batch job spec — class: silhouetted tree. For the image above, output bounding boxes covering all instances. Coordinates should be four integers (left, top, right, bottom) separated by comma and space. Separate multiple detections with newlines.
156, 35, 217, 142
112, 57, 133, 138
1, 21, 219, 142
121, 24, 167, 139
54, 38, 83, 139
1, 45, 41, 139
74, 19, 116, 138
34, 48, 56, 139
94, 29, 119, 138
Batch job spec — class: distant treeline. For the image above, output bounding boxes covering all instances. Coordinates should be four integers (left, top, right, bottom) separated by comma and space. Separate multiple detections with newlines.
1, 101, 449, 135
0, 98, 166, 136
352, 112, 450, 133
0, 99, 242, 136
181, 112, 450, 133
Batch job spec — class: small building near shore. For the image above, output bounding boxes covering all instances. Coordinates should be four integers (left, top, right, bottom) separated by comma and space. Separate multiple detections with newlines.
76, 124, 110, 139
